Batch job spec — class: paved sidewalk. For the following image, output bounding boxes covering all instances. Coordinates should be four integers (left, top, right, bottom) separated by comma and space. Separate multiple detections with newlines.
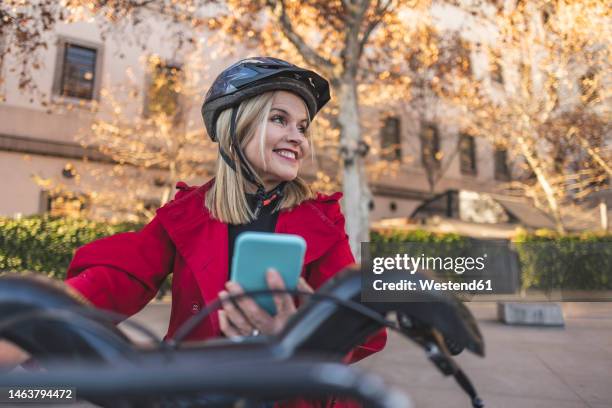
358, 302, 612, 408
122, 301, 612, 408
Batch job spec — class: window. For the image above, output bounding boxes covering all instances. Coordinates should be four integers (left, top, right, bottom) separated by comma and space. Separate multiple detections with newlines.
459, 133, 477, 175
60, 44, 97, 99
421, 123, 441, 169
0, 33, 5, 99
519, 62, 532, 94
580, 70, 599, 104
380, 116, 401, 161
145, 59, 182, 120
53, 38, 103, 101
433, 34, 472, 80
0, 32, 5, 67
494, 147, 510, 180
545, 72, 560, 111
44, 192, 87, 218
456, 38, 472, 77
488, 48, 504, 84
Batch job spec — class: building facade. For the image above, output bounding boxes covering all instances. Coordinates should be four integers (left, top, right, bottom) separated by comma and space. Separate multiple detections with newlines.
2, 2, 605, 233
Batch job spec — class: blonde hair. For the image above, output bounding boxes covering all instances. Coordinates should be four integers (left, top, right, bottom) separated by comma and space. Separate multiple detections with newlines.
205, 91, 314, 224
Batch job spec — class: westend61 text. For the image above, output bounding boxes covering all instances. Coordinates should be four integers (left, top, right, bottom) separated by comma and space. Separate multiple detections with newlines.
373, 279, 493, 292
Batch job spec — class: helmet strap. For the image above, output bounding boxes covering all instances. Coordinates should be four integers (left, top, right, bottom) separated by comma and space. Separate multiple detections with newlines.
217, 107, 260, 187
229, 107, 257, 180
252, 181, 287, 217
219, 107, 288, 217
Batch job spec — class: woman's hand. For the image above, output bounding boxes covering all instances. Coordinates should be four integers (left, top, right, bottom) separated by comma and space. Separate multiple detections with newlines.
0, 340, 29, 370
218, 269, 313, 337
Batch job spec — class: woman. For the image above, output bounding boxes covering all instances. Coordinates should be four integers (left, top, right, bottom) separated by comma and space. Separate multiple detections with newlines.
33, 57, 386, 406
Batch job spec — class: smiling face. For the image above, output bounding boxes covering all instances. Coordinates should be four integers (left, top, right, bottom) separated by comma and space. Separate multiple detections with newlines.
243, 91, 311, 190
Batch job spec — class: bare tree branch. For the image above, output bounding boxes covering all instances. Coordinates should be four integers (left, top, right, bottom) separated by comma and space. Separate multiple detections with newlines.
357, 0, 393, 59
574, 132, 612, 177
265, 0, 334, 73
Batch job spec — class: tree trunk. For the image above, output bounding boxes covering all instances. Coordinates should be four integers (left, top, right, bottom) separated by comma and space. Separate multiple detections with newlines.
160, 161, 177, 205
337, 76, 370, 261
518, 136, 566, 234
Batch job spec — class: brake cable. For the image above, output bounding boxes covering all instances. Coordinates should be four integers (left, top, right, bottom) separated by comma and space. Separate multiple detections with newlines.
168, 289, 400, 347
169, 289, 485, 408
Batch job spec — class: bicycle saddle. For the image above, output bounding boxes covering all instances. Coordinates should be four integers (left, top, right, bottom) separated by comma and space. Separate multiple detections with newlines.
279, 266, 484, 358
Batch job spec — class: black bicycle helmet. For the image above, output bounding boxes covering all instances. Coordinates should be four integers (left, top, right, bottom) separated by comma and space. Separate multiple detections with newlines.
202, 56, 330, 142
201, 57, 331, 217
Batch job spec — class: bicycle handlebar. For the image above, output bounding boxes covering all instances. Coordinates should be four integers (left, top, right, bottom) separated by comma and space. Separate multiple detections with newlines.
2, 359, 411, 408
0, 267, 486, 407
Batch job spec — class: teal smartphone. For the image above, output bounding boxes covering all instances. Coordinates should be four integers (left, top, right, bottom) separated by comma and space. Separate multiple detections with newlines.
230, 232, 306, 316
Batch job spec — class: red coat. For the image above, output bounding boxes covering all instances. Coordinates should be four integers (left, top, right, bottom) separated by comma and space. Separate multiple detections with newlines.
65, 180, 386, 407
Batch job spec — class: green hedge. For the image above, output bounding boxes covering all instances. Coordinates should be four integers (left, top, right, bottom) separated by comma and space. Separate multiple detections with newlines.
513, 229, 612, 291
372, 228, 612, 291
2, 217, 610, 293
0, 215, 142, 280
371, 229, 465, 243
1, 220, 461, 280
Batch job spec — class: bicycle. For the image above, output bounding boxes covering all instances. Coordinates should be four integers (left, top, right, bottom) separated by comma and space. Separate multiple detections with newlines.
0, 266, 485, 407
